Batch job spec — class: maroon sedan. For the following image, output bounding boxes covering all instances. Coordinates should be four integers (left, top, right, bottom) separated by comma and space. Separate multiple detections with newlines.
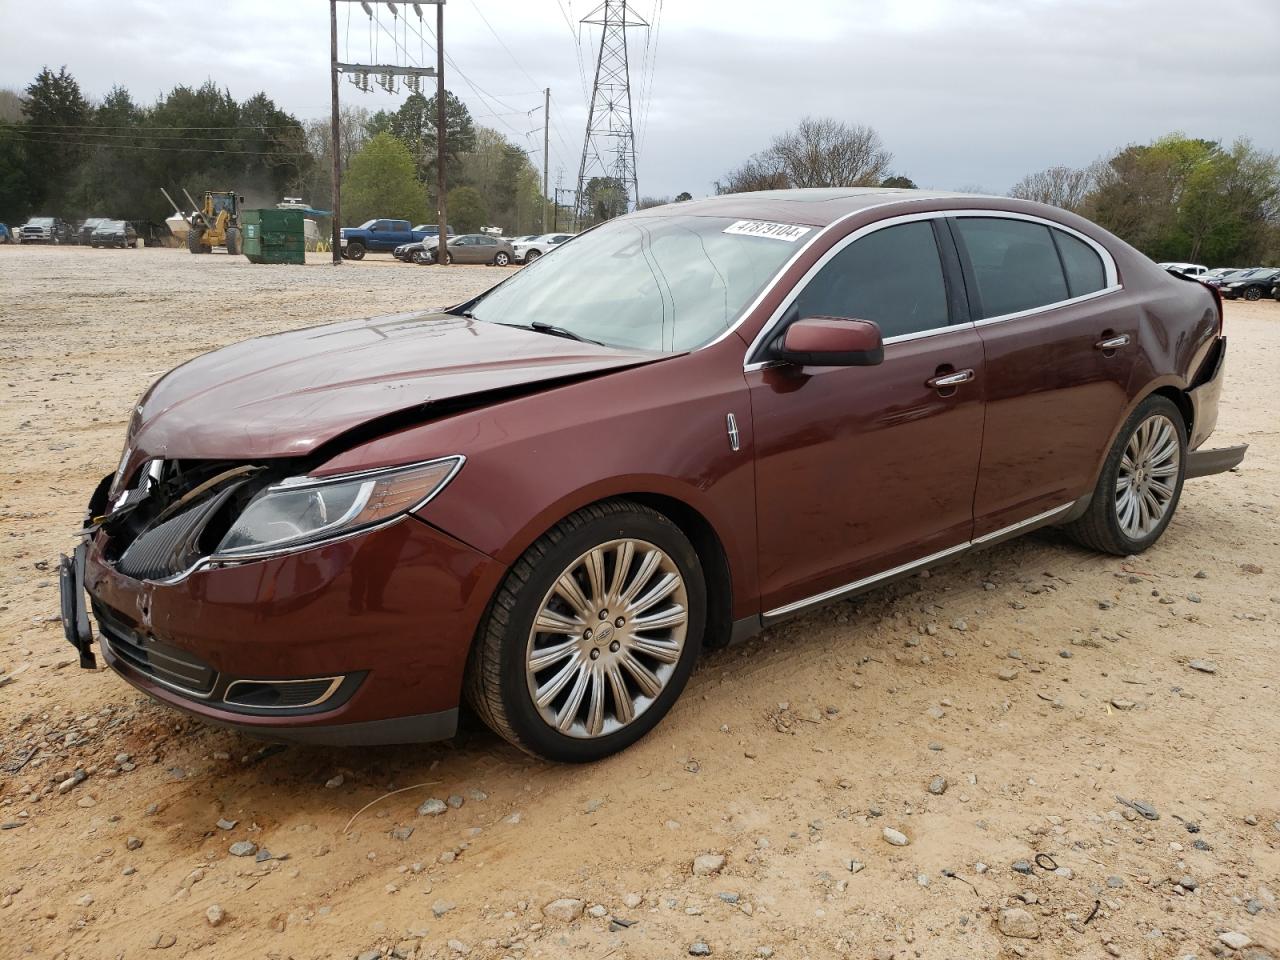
61, 189, 1246, 762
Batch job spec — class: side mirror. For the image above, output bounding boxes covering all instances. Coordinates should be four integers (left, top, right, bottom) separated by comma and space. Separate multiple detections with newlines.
778, 317, 884, 367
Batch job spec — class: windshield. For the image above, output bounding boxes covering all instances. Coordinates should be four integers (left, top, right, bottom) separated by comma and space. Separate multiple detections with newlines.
356, 219, 376, 229
467, 215, 808, 351
96, 221, 124, 231
30, 218, 53, 226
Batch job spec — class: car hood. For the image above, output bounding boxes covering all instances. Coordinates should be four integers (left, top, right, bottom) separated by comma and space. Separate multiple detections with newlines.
128, 311, 665, 462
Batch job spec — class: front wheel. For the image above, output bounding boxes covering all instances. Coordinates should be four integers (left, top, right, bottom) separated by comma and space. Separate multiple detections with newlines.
523, 249, 541, 263
345, 241, 366, 261
224, 226, 240, 256
466, 500, 705, 762
1063, 394, 1187, 555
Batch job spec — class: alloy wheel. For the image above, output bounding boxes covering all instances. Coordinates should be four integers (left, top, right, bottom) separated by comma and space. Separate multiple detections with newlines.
1115, 413, 1180, 539
525, 538, 688, 739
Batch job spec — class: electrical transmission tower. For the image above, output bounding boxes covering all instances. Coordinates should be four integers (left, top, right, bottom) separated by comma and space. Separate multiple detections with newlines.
575, 1, 647, 226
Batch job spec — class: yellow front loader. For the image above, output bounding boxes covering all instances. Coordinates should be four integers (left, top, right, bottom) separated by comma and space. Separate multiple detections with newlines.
161, 188, 244, 255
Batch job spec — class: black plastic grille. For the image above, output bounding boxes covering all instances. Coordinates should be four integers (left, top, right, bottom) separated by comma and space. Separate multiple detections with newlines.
115, 487, 234, 581
94, 604, 217, 696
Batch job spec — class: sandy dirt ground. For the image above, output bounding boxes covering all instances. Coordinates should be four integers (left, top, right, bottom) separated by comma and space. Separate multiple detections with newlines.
1, 245, 1278, 960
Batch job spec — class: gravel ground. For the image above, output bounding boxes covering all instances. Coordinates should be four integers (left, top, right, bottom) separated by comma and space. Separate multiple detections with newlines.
1, 244, 1278, 960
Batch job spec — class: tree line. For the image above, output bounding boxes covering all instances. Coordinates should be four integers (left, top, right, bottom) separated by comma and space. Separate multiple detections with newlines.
719, 118, 1280, 266
0, 66, 549, 235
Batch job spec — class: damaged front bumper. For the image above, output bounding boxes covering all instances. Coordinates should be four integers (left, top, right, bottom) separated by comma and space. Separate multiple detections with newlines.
61, 480, 506, 746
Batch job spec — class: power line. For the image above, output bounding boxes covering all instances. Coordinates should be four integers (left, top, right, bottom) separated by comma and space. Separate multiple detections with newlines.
12, 122, 306, 131
0, 130, 311, 157
555, 0, 591, 108
466, 0, 542, 92
637, 0, 663, 155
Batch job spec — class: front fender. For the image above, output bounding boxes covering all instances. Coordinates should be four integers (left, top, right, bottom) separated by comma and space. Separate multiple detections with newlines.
313, 345, 760, 620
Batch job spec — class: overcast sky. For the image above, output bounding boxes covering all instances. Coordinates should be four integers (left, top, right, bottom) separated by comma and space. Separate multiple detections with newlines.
2, 0, 1278, 200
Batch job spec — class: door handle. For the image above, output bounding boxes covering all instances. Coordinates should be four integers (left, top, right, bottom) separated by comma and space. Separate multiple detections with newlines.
1095, 334, 1130, 350
926, 368, 975, 389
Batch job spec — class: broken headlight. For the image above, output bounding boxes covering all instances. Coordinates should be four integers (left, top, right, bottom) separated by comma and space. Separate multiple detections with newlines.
213, 457, 463, 558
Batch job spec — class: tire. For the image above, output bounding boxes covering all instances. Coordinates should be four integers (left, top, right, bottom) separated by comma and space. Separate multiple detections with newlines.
493, 251, 511, 266
524, 249, 541, 263
1243, 285, 1261, 301
187, 225, 206, 254
466, 500, 706, 762
346, 241, 366, 261
412, 249, 432, 265
224, 226, 240, 256
1063, 394, 1187, 555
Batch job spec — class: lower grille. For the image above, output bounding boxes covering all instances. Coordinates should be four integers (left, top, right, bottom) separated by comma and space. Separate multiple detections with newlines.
94, 603, 217, 697
223, 677, 343, 709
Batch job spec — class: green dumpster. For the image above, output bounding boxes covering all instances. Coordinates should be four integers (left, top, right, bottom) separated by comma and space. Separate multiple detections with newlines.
240, 209, 306, 264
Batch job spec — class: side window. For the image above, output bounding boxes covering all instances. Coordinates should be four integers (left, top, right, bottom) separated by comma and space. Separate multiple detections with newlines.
794, 221, 950, 339
1052, 229, 1106, 297
953, 217, 1069, 318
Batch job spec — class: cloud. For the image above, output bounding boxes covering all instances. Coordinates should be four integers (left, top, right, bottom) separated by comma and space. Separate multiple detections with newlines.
2, 0, 1277, 199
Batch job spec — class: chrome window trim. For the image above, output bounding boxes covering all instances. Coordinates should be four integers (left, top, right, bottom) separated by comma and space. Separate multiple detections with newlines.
223, 676, 345, 710
763, 501, 1074, 621
971, 284, 1123, 328
741, 208, 1122, 371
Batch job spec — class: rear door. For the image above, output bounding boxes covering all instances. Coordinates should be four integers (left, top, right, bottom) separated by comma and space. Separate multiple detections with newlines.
949, 214, 1133, 537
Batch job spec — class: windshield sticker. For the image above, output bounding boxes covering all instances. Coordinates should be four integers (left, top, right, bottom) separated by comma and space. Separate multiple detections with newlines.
722, 220, 812, 242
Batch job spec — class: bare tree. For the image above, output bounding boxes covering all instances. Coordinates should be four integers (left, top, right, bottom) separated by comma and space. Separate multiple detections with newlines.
715, 154, 790, 195
1008, 164, 1095, 212
0, 88, 22, 123
770, 117, 892, 188
716, 117, 892, 194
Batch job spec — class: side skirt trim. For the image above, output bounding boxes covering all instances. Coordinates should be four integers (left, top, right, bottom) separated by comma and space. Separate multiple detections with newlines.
761, 502, 1075, 624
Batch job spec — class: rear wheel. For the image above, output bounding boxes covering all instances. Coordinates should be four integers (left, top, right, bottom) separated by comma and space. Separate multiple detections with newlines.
224, 226, 240, 256
1063, 394, 1187, 555
1244, 286, 1262, 301
493, 251, 511, 266
466, 500, 705, 762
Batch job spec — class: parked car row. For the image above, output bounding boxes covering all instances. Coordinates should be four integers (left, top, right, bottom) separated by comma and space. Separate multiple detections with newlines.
402, 231, 576, 266
1159, 262, 1280, 301
337, 217, 577, 266
4, 215, 149, 246
341, 220, 455, 260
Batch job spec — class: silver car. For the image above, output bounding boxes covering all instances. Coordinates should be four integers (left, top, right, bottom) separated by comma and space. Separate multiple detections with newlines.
417, 234, 516, 266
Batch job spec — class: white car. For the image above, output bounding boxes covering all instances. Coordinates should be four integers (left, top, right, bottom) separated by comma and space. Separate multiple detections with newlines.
512, 233, 574, 263
1157, 261, 1208, 277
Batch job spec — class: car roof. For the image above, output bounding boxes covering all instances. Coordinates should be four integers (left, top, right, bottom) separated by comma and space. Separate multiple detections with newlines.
628, 187, 1015, 228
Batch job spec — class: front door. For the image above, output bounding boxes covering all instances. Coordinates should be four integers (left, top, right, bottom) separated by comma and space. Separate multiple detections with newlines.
749, 218, 986, 618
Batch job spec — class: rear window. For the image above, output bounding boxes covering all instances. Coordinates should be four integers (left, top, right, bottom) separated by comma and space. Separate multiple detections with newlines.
1052, 229, 1106, 297
953, 217, 1069, 319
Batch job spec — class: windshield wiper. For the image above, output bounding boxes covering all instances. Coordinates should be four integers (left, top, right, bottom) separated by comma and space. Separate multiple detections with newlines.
528, 321, 604, 346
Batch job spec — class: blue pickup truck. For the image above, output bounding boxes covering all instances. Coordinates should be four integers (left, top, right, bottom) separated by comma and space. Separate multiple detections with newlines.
339, 219, 430, 260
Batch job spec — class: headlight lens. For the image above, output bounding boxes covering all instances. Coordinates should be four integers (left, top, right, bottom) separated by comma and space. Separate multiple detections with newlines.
214, 456, 463, 558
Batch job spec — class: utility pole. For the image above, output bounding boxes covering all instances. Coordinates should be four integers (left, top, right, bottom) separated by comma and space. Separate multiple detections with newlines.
575, 1, 646, 226
329, 0, 342, 264
435, 0, 448, 265
542, 87, 550, 233
330, 2, 442, 261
